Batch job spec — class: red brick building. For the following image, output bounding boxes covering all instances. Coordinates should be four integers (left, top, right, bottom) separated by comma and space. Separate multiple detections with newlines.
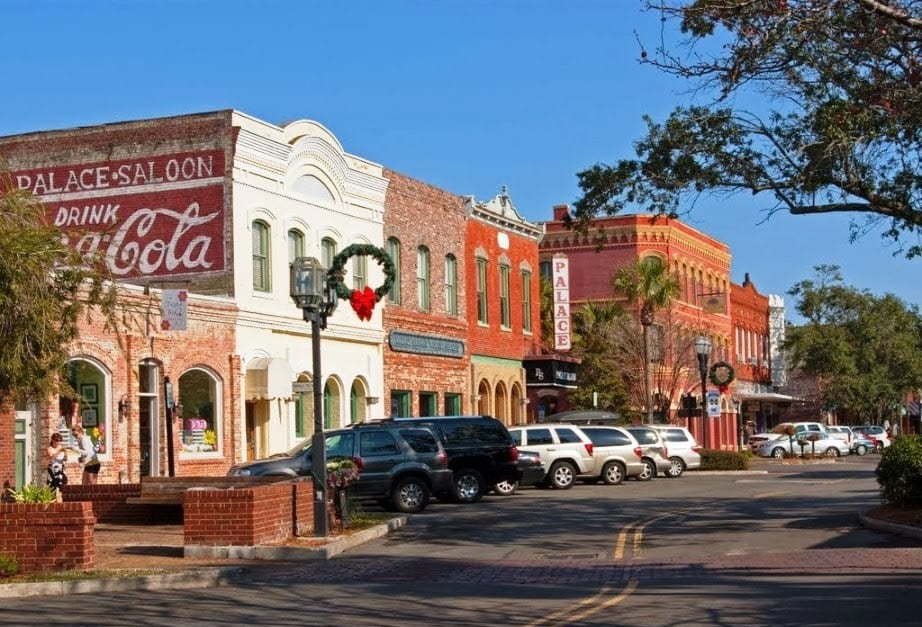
0, 112, 241, 487
540, 205, 757, 450
465, 188, 542, 425
382, 170, 471, 417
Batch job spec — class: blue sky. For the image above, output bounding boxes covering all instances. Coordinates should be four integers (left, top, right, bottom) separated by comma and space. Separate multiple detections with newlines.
4, 0, 919, 319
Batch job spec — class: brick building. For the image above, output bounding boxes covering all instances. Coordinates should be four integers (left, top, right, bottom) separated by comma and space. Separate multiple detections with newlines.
465, 188, 543, 425
0, 111, 390, 487
382, 170, 471, 417
540, 205, 762, 450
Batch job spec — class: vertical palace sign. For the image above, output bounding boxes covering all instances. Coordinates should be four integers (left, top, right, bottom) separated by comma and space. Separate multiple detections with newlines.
553, 253, 571, 351
10, 149, 227, 280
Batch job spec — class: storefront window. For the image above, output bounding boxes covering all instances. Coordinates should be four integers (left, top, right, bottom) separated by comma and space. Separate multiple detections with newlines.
62, 359, 108, 456
178, 368, 220, 454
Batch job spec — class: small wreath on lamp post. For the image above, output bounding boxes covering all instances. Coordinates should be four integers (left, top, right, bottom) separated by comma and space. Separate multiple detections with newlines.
327, 244, 395, 321
708, 361, 736, 394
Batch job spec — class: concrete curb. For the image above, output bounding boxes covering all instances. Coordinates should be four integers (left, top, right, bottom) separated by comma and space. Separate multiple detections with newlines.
0, 567, 245, 599
185, 515, 407, 560
858, 510, 922, 541
0, 516, 407, 599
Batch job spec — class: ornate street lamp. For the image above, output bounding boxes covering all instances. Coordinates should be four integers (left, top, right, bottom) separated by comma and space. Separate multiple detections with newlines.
290, 256, 338, 537
695, 335, 712, 448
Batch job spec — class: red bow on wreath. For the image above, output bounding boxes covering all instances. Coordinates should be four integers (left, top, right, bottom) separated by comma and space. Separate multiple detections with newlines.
349, 286, 377, 321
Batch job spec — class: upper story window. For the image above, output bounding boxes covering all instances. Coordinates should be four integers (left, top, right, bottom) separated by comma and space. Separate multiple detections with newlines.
521, 269, 532, 333
353, 252, 367, 291
252, 220, 271, 292
476, 257, 488, 324
387, 237, 401, 304
499, 263, 511, 328
288, 229, 304, 265
321, 237, 337, 270
444, 254, 458, 316
539, 260, 552, 282
417, 246, 430, 312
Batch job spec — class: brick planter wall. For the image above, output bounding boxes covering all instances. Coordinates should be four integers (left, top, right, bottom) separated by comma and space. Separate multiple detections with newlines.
0, 501, 95, 573
62, 484, 149, 524
184, 484, 295, 546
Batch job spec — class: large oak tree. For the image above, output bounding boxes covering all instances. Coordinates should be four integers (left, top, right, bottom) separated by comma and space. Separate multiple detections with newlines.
573, 0, 922, 257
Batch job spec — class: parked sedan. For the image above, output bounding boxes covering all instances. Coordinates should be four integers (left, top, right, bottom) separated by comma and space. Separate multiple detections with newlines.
493, 450, 545, 496
750, 431, 849, 458
623, 426, 672, 479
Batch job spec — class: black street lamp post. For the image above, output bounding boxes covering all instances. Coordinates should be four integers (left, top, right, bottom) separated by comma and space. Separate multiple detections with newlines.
290, 256, 338, 537
695, 335, 712, 448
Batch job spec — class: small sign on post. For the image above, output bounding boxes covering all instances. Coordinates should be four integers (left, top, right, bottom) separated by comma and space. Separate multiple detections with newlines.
706, 390, 721, 418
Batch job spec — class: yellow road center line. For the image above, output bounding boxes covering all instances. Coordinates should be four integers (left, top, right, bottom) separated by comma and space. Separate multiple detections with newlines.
613, 524, 634, 559
525, 585, 613, 626
563, 579, 640, 624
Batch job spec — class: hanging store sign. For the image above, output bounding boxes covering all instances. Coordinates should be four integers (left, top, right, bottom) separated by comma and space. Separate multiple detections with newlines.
160, 289, 188, 331
553, 253, 571, 351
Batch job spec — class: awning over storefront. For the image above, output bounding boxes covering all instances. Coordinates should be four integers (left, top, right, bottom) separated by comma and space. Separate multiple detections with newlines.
736, 392, 798, 403
246, 358, 293, 400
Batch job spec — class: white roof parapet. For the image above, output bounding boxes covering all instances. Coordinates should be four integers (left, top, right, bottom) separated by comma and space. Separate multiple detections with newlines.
464, 185, 543, 239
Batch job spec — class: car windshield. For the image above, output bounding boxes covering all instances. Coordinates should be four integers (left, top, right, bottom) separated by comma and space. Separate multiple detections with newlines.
282, 431, 354, 458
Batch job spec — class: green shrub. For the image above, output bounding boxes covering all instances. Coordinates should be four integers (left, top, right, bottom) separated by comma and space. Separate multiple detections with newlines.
6, 484, 55, 504
0, 555, 18, 578
875, 435, 922, 506
700, 449, 750, 471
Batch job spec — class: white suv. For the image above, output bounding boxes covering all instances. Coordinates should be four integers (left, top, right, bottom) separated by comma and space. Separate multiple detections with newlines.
507, 424, 595, 489
579, 426, 646, 485
649, 425, 702, 478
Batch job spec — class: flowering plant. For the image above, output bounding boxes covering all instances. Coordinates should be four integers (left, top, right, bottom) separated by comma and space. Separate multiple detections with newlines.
326, 458, 360, 490
91, 424, 106, 454
204, 429, 217, 447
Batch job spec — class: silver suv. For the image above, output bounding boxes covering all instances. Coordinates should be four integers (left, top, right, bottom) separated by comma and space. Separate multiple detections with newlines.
649, 425, 702, 478
623, 426, 672, 479
507, 424, 595, 489
579, 426, 646, 485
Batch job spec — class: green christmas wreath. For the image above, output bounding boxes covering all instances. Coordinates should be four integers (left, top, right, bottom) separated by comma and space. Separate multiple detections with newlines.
327, 244, 396, 321
708, 361, 736, 392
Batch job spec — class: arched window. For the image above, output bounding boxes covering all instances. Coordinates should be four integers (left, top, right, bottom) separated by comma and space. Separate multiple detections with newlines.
444, 254, 458, 315
288, 229, 305, 265
321, 237, 337, 270
350, 380, 367, 424
63, 358, 109, 458
387, 237, 401, 304
417, 246, 430, 312
178, 368, 221, 455
252, 220, 271, 292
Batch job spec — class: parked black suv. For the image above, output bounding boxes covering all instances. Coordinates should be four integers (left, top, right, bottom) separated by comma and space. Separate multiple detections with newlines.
227, 423, 453, 513
388, 415, 521, 504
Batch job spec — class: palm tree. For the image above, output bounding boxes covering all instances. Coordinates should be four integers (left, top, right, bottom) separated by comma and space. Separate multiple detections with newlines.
613, 257, 681, 423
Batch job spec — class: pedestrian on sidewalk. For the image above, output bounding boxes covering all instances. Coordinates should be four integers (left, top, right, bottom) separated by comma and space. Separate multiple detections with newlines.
71, 424, 100, 485
46, 432, 68, 500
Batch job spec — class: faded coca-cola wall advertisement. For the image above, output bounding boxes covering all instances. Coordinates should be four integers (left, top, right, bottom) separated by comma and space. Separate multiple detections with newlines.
10, 149, 226, 280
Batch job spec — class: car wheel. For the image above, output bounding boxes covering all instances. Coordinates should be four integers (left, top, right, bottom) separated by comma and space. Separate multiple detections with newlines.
453, 468, 485, 503
824, 447, 840, 458
666, 456, 686, 478
392, 475, 430, 513
601, 461, 625, 485
492, 479, 519, 496
635, 459, 655, 481
855, 444, 868, 456
771, 447, 787, 459
548, 461, 577, 489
